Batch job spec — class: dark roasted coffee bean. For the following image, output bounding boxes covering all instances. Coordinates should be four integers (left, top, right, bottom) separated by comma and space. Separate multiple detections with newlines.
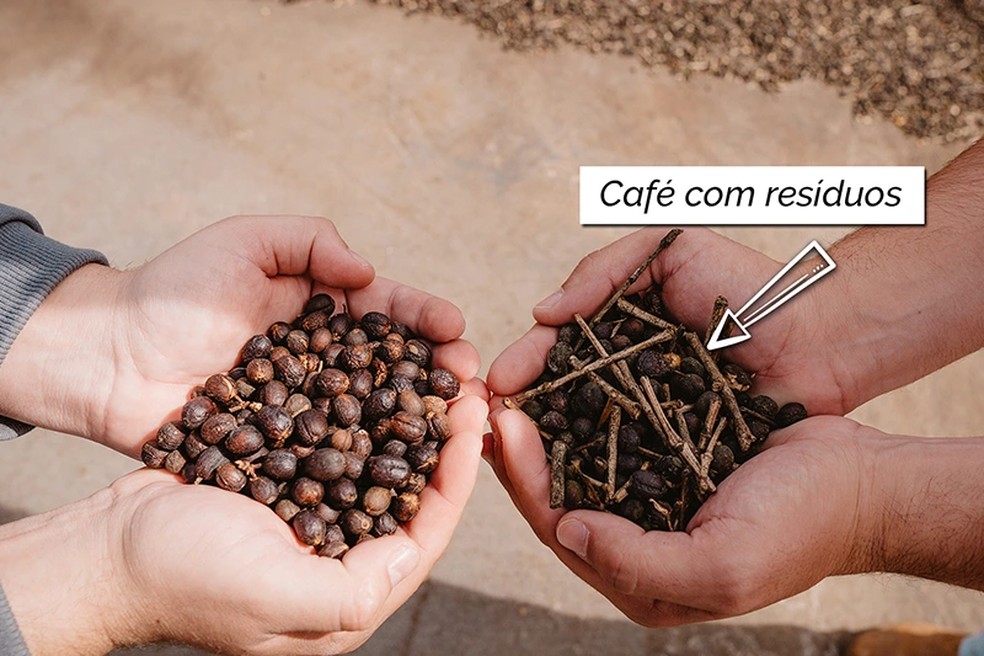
364, 388, 397, 420
295, 409, 330, 446
303, 448, 346, 482
361, 311, 392, 339
315, 368, 350, 397
332, 394, 362, 427
404, 340, 432, 367
200, 413, 237, 445
326, 477, 358, 510
182, 396, 217, 430
141, 442, 169, 468
390, 492, 420, 523
156, 422, 186, 451
293, 510, 328, 546
291, 477, 325, 507
775, 402, 808, 428
195, 446, 229, 481
225, 425, 264, 456
428, 368, 460, 400
216, 462, 247, 492
274, 355, 307, 388
262, 449, 298, 480
390, 411, 427, 444
242, 334, 273, 362
372, 512, 398, 537
368, 455, 411, 488
406, 442, 439, 473
249, 476, 280, 505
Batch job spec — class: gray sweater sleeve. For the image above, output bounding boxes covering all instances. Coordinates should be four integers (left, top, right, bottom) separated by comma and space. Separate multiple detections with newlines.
0, 585, 29, 656
0, 204, 108, 441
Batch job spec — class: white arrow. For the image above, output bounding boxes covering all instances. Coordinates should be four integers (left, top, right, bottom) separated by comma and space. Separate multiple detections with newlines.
706, 240, 836, 351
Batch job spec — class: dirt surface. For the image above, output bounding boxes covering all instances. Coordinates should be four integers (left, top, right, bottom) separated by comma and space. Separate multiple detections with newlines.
0, 1, 982, 654
362, 0, 984, 141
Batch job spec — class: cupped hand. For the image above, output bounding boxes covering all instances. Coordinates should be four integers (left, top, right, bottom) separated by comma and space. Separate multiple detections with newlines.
487, 408, 877, 626
96, 214, 481, 456
102, 391, 487, 655
487, 227, 858, 416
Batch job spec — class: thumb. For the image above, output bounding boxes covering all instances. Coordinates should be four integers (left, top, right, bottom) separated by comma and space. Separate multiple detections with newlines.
274, 535, 421, 633
555, 510, 728, 610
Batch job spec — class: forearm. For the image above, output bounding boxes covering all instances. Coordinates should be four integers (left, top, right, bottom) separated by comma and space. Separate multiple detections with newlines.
865, 432, 984, 589
819, 139, 984, 409
0, 264, 121, 442
0, 489, 138, 655
0, 206, 111, 441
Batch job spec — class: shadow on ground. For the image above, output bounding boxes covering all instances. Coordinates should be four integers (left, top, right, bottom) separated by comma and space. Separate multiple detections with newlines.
112, 580, 852, 656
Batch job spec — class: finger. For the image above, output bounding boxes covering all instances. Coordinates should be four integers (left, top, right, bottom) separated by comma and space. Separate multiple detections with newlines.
532, 227, 679, 325
490, 411, 672, 613
532, 228, 776, 335
496, 409, 567, 541
400, 398, 486, 552
487, 324, 558, 396
554, 509, 725, 609
345, 278, 466, 343
206, 215, 375, 289
271, 534, 420, 633
454, 377, 490, 404
431, 339, 482, 383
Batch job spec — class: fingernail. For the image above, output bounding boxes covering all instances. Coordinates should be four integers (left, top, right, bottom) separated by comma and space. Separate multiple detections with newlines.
348, 248, 372, 268
387, 544, 420, 587
556, 518, 589, 559
535, 288, 564, 310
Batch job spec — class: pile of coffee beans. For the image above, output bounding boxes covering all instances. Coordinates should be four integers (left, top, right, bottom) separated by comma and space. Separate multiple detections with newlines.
512, 231, 807, 531
141, 294, 459, 558
359, 0, 984, 141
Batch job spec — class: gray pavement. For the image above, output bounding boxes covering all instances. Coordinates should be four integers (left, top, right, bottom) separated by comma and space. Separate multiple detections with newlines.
1, 1, 982, 654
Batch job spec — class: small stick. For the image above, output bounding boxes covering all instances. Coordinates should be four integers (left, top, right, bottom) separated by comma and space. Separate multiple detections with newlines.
570, 457, 606, 490
700, 417, 729, 477
677, 469, 691, 527
549, 440, 569, 509
674, 407, 697, 454
605, 406, 622, 501
596, 398, 614, 432
615, 298, 676, 331
648, 498, 673, 521
739, 405, 775, 427
575, 436, 605, 453
697, 394, 722, 452
637, 447, 665, 460
587, 372, 642, 419
704, 296, 730, 362
640, 376, 715, 494
574, 313, 635, 393
513, 330, 674, 404
612, 460, 650, 503
683, 331, 755, 451
589, 229, 683, 329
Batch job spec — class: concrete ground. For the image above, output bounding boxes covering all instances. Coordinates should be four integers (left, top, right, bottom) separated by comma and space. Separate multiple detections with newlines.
1, 1, 982, 654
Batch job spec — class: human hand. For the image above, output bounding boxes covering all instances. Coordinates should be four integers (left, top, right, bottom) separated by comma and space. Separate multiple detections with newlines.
486, 410, 878, 626
487, 228, 863, 416
0, 215, 481, 457
0, 389, 487, 655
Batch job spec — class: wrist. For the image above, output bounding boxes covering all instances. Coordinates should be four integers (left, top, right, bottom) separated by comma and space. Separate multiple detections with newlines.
0, 487, 149, 654
0, 264, 126, 442
862, 433, 984, 588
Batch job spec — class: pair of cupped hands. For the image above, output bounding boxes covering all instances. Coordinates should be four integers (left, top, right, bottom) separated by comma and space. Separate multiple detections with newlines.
2, 215, 878, 655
